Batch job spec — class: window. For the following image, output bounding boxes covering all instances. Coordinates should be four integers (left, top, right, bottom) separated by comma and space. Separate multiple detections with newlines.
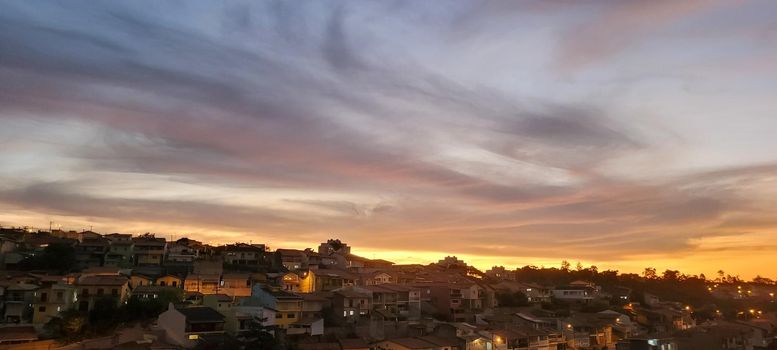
188, 335, 199, 340
160, 281, 166, 286
349, 310, 354, 316
38, 306, 46, 312
56, 292, 63, 301
111, 289, 118, 297
82, 289, 89, 297
172, 281, 177, 287
41, 292, 48, 302
246, 280, 251, 287
287, 313, 294, 318
97, 288, 104, 296
276, 313, 283, 319
343, 311, 347, 317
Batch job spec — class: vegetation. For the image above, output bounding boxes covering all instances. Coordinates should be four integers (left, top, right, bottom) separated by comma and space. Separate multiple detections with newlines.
496, 290, 529, 307
18, 243, 77, 273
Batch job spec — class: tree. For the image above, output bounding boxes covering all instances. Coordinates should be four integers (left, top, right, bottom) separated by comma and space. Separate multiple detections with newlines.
576, 261, 584, 271
496, 291, 529, 307
44, 309, 87, 343
242, 317, 279, 350
18, 243, 76, 273
126, 289, 183, 320
643, 267, 657, 280
561, 260, 571, 272
662, 270, 680, 281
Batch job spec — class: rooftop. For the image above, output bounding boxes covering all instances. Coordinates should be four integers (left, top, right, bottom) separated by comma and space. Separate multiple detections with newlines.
178, 306, 225, 323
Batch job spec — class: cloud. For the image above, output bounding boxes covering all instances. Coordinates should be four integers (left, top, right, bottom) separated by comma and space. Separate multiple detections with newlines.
1, 1, 777, 277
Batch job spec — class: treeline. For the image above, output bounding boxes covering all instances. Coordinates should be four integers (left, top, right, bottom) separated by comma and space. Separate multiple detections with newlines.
510, 262, 710, 307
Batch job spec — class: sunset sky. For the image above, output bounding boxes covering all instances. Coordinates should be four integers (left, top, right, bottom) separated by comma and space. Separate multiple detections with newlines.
2, 1, 777, 278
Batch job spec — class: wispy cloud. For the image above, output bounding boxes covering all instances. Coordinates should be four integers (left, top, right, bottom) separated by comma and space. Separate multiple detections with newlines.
1, 0, 776, 277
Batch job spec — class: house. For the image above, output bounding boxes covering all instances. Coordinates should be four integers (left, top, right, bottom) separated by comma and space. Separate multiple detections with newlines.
132, 235, 167, 266
219, 273, 252, 297
131, 273, 157, 288
78, 230, 102, 241
616, 337, 677, 350
222, 243, 264, 266
274, 249, 310, 271
184, 274, 221, 295
0, 235, 21, 269
485, 266, 515, 281
158, 304, 225, 348
288, 317, 324, 337
105, 238, 134, 267
367, 284, 422, 321
552, 285, 596, 303
277, 271, 315, 293
318, 239, 351, 256
193, 259, 223, 275
363, 271, 394, 286
490, 328, 563, 350
314, 269, 357, 292
299, 292, 330, 320
202, 294, 234, 315
131, 285, 182, 301
32, 283, 76, 325
250, 285, 303, 329
561, 313, 617, 350
373, 336, 459, 350
333, 287, 372, 324
3, 283, 38, 323
223, 297, 275, 335
75, 275, 130, 311
167, 242, 198, 264
156, 274, 184, 288
413, 282, 490, 322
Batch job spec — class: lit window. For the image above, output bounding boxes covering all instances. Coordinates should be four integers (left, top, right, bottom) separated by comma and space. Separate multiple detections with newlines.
343, 311, 347, 317
188, 335, 199, 340
349, 310, 354, 315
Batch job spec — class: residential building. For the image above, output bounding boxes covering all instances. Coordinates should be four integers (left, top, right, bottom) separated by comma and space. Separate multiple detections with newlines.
223, 297, 275, 335
616, 337, 677, 350
486, 266, 516, 281
552, 285, 596, 303
219, 273, 252, 297
157, 274, 184, 288
274, 249, 310, 271
367, 284, 422, 321
3, 283, 38, 323
132, 235, 167, 266
75, 275, 130, 312
105, 238, 134, 267
184, 274, 221, 295
222, 243, 264, 266
32, 283, 76, 325
250, 285, 303, 329
333, 287, 372, 324
158, 303, 225, 348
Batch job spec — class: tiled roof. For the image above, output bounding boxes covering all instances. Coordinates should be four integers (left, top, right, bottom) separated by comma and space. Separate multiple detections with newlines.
178, 306, 225, 323
0, 326, 38, 341
77, 275, 129, 286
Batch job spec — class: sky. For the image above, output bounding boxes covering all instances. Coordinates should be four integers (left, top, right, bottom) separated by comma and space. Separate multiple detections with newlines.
1, 1, 777, 279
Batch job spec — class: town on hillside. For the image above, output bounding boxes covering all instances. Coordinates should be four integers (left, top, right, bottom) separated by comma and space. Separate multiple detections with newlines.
0, 227, 776, 350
